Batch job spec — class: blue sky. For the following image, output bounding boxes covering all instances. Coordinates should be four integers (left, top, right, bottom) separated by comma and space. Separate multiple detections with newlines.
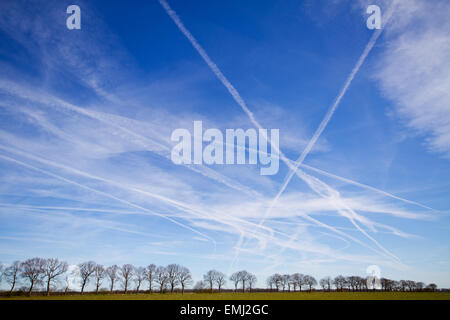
0, 0, 449, 289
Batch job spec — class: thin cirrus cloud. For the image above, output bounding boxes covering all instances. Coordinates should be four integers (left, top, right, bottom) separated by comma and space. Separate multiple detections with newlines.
367, 0, 450, 158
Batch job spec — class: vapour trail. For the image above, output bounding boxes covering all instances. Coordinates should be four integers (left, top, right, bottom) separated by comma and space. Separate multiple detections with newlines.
0, 154, 216, 245
2, 79, 429, 213
262, 28, 384, 226
269, 1, 398, 212
295, 168, 400, 261
0, 144, 281, 245
0, 203, 148, 215
158, 0, 263, 131
158, 0, 401, 263
0, 80, 262, 198
299, 163, 436, 212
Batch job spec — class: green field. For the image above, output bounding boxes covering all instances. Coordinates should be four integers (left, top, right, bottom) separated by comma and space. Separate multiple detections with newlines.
1, 292, 449, 300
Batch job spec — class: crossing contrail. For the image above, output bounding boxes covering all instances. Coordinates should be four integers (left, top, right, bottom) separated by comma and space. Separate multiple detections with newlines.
159, 0, 401, 264
0, 144, 280, 246
262, 28, 384, 226
0, 79, 262, 198
299, 162, 436, 212
0, 153, 216, 245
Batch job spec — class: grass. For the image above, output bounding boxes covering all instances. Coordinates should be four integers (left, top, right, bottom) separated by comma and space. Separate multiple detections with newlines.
1, 292, 449, 300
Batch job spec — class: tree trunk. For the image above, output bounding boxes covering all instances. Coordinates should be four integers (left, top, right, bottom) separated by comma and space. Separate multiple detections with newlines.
28, 280, 34, 295
47, 279, 51, 296
9, 279, 16, 294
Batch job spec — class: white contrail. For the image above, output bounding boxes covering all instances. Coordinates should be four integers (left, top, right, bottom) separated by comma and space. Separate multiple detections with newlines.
158, 0, 264, 131
262, 2, 398, 224
159, 0, 400, 263
0, 80, 262, 198
299, 163, 436, 212
0, 203, 160, 217
2, 78, 429, 213
0, 153, 216, 245
0, 144, 278, 245
262, 28, 384, 225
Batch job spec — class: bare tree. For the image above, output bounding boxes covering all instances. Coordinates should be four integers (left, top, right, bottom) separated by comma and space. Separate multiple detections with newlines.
178, 266, 192, 294
357, 276, 367, 291
144, 264, 156, 293
193, 280, 206, 292
399, 280, 408, 292
273, 273, 283, 291
247, 273, 257, 292
43, 258, 68, 296
303, 275, 317, 291
266, 275, 275, 291
0, 262, 3, 283
347, 276, 360, 291
324, 276, 332, 291
106, 265, 119, 293
215, 271, 226, 292
78, 261, 96, 294
333, 275, 346, 291
203, 270, 218, 293
94, 264, 106, 294
5, 261, 21, 293
289, 275, 298, 292
281, 274, 290, 291
292, 273, 305, 292
134, 267, 146, 293
416, 282, 424, 291
21, 257, 46, 295
234, 270, 250, 292
166, 264, 180, 293
230, 272, 240, 292
426, 283, 437, 292
406, 280, 417, 292
64, 274, 71, 295
120, 264, 135, 294
154, 266, 168, 293
266, 275, 274, 291
319, 278, 328, 291
381, 277, 396, 291
63, 267, 79, 295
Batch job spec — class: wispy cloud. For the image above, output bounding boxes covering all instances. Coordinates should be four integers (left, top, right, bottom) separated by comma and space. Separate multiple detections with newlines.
370, 0, 450, 158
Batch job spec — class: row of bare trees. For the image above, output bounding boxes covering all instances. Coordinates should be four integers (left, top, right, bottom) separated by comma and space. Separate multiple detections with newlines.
71, 262, 195, 295
267, 273, 317, 291
379, 278, 437, 292
0, 259, 68, 295
0, 259, 194, 296
266, 273, 438, 292
0, 259, 439, 295
194, 270, 257, 293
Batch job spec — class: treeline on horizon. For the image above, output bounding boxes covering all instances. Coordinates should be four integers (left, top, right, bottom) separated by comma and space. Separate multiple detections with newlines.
0, 257, 440, 296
